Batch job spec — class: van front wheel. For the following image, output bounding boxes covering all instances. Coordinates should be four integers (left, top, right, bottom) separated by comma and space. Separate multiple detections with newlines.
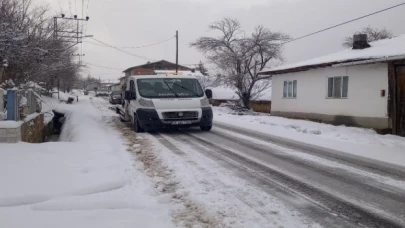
133, 114, 145, 133
200, 126, 212, 132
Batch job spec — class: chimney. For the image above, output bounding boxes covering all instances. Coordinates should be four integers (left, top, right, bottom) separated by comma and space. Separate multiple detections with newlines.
353, 34, 370, 50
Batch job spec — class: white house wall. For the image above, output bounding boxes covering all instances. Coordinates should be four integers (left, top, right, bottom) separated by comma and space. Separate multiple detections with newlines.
271, 63, 389, 129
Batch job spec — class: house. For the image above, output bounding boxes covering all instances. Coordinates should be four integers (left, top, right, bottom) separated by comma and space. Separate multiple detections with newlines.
259, 34, 405, 135
86, 80, 120, 91
108, 83, 121, 92
123, 60, 192, 77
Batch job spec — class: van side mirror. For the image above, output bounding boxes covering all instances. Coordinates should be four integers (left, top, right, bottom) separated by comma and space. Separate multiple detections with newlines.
205, 89, 213, 99
124, 91, 136, 100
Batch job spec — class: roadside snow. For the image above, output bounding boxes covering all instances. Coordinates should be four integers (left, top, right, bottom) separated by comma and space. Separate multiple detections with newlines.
214, 106, 405, 167
0, 96, 173, 228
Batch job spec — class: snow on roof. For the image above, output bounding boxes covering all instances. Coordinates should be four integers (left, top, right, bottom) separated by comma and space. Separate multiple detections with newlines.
154, 70, 204, 77
260, 34, 405, 74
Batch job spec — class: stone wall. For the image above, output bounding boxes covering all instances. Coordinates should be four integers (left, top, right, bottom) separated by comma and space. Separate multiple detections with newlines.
21, 113, 44, 143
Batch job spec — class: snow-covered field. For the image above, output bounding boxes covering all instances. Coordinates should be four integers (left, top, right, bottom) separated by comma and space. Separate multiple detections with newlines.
0, 96, 174, 228
213, 106, 405, 167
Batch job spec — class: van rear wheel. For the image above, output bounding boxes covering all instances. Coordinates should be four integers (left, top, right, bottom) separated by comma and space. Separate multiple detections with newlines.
200, 126, 212, 131
133, 114, 144, 133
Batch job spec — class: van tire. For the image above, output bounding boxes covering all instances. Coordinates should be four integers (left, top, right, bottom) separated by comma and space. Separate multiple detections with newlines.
133, 114, 144, 133
200, 126, 212, 131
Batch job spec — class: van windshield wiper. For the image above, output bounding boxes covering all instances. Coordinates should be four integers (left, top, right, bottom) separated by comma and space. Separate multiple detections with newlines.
163, 79, 179, 97
172, 83, 200, 97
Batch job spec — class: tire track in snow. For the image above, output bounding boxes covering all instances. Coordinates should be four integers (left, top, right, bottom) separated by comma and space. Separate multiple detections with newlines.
215, 122, 405, 180
156, 133, 323, 228
177, 131, 404, 228
113, 121, 221, 228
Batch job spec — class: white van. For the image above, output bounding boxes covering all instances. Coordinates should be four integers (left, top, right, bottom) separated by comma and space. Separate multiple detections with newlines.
117, 75, 213, 132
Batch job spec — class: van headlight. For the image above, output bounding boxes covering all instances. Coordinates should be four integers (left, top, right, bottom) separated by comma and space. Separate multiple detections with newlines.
200, 98, 210, 107
139, 98, 154, 108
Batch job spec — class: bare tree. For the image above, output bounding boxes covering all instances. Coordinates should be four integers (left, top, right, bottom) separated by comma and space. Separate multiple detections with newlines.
191, 18, 290, 109
343, 26, 393, 48
195, 61, 208, 76
0, 0, 82, 90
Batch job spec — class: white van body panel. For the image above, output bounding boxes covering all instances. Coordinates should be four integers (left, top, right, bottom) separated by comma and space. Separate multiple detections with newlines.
124, 75, 211, 127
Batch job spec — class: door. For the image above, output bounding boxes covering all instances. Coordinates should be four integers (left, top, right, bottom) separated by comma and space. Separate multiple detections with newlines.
397, 66, 405, 136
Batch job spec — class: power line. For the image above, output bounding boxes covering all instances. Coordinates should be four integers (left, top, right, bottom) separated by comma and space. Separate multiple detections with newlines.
120, 36, 175, 49
85, 36, 174, 49
90, 37, 155, 61
83, 62, 123, 70
282, 2, 405, 45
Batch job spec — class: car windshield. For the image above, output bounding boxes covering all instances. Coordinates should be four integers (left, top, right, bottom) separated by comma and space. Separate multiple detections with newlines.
137, 78, 204, 98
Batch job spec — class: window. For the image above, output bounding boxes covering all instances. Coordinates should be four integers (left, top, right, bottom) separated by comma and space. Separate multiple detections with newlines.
137, 78, 204, 98
283, 80, 297, 98
327, 76, 348, 98
129, 80, 135, 92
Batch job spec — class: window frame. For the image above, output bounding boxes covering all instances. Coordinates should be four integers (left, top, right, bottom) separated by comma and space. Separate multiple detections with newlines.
326, 76, 349, 99
282, 80, 297, 99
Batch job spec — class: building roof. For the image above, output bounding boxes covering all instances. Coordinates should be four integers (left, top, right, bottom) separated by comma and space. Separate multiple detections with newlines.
123, 60, 192, 73
154, 70, 204, 77
126, 74, 199, 80
260, 34, 405, 75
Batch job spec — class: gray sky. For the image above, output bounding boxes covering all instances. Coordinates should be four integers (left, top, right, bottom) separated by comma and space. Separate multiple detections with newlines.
39, 0, 405, 80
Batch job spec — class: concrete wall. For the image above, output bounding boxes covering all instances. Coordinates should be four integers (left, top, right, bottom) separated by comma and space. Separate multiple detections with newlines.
271, 63, 390, 129
251, 101, 271, 113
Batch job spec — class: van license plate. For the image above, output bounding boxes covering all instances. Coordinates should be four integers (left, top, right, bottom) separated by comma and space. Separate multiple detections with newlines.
172, 121, 192, 125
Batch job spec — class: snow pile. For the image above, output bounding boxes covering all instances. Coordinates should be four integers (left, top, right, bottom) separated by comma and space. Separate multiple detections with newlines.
0, 120, 23, 128
214, 106, 405, 167
0, 96, 173, 228
210, 86, 238, 100
210, 86, 272, 101
262, 34, 405, 73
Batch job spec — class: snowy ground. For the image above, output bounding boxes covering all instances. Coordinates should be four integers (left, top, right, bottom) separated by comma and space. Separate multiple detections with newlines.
2, 93, 405, 228
213, 106, 405, 167
0, 96, 174, 228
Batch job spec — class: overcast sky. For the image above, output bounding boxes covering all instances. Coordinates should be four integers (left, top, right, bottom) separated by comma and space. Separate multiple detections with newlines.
38, 0, 405, 81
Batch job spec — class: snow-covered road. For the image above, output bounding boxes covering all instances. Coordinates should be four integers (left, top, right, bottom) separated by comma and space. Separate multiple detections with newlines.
92, 98, 405, 228
148, 127, 405, 227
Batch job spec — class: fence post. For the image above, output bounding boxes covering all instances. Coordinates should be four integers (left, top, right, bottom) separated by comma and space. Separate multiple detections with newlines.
0, 88, 4, 120
26, 90, 36, 114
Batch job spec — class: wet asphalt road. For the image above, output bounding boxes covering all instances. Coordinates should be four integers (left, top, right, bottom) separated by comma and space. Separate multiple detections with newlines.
153, 124, 405, 228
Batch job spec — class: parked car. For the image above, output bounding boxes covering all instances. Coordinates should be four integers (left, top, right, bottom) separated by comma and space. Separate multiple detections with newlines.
95, 89, 109, 97
109, 90, 122, 104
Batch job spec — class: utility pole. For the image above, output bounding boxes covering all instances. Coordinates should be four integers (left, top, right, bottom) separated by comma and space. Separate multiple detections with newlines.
176, 30, 179, 74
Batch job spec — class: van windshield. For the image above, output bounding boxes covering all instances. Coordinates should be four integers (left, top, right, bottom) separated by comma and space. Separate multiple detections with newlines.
137, 78, 204, 98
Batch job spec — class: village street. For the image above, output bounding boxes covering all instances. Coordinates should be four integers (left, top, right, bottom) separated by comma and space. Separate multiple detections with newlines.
93, 95, 405, 228
1, 92, 405, 228
2, 0, 405, 227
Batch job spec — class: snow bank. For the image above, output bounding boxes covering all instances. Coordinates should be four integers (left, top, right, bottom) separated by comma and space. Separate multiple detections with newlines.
0, 120, 23, 128
210, 86, 272, 101
0, 96, 173, 228
214, 106, 405, 167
